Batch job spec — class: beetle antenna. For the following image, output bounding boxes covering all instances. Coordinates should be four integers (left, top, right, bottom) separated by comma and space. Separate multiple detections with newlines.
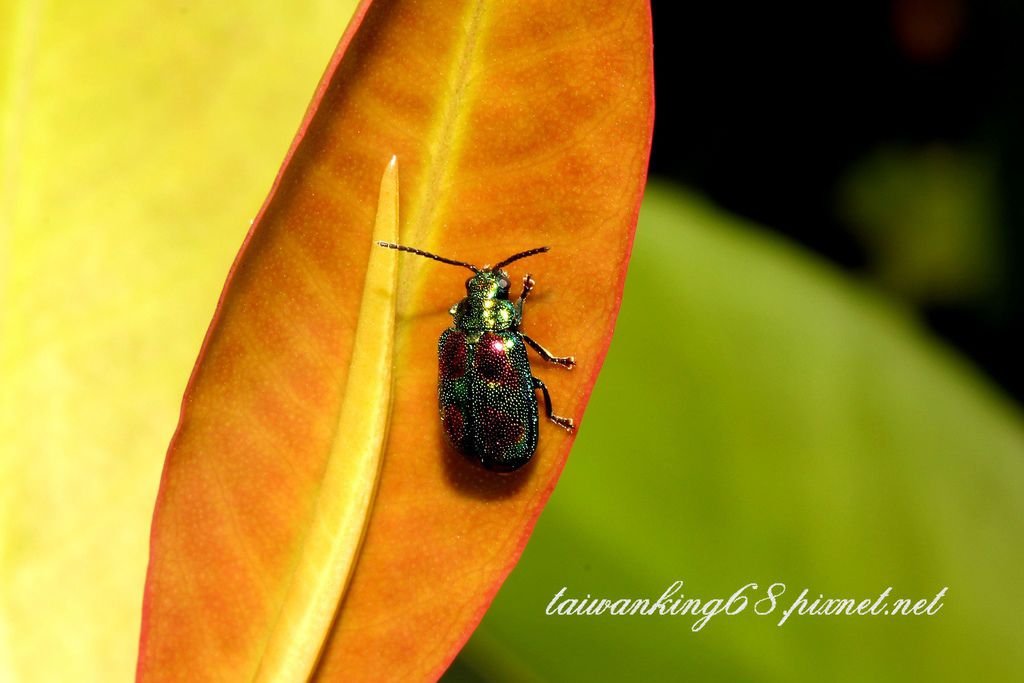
492, 246, 550, 270
376, 241, 479, 273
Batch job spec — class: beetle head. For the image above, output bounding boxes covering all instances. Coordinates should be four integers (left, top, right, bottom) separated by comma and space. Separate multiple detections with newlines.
465, 270, 511, 300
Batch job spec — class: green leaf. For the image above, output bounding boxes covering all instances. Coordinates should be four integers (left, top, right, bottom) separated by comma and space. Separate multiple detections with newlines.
450, 182, 1024, 682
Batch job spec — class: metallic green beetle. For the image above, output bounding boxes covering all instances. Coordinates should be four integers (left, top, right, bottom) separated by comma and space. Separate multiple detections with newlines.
377, 241, 575, 472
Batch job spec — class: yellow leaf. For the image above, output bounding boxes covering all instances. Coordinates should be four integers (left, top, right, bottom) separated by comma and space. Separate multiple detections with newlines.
0, 1, 359, 678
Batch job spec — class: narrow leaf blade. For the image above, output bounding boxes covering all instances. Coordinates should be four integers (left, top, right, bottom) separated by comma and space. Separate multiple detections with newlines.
138, 0, 653, 679
253, 157, 399, 681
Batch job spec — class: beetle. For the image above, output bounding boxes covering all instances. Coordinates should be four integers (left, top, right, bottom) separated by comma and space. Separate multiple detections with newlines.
376, 241, 575, 472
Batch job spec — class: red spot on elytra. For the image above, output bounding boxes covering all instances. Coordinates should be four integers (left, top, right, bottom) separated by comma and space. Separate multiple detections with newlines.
440, 331, 467, 380
442, 405, 465, 444
474, 332, 517, 387
480, 408, 525, 452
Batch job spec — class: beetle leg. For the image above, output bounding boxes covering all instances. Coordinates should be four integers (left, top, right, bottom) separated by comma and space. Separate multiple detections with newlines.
519, 273, 536, 302
533, 377, 575, 432
522, 334, 575, 369
515, 273, 536, 321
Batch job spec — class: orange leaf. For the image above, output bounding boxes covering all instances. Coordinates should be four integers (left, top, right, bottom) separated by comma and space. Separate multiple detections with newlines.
137, 0, 653, 680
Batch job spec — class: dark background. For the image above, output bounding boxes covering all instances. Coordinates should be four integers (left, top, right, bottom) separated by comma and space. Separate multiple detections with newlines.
648, 0, 1023, 401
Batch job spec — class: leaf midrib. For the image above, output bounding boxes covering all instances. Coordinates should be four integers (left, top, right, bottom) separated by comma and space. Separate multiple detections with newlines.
398, 0, 488, 313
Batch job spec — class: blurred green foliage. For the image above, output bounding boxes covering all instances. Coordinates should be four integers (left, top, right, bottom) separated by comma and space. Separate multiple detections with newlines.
447, 183, 1024, 682
839, 145, 999, 304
